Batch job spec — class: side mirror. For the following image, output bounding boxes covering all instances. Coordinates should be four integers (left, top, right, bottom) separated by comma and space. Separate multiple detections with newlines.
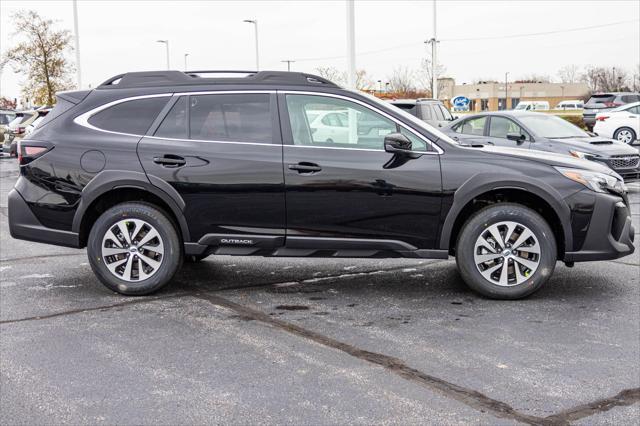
384, 133, 412, 154
506, 132, 526, 143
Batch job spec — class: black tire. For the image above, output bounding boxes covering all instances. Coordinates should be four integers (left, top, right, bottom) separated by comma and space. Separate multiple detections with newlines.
87, 202, 182, 295
613, 127, 637, 145
455, 203, 557, 300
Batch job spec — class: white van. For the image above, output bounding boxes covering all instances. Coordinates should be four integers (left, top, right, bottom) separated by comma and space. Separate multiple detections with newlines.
514, 101, 550, 111
556, 100, 584, 110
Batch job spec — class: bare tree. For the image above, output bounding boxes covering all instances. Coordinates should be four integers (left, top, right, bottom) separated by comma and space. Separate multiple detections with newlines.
581, 66, 629, 92
557, 64, 581, 83
314, 66, 346, 86
518, 73, 551, 83
5, 10, 74, 106
418, 54, 447, 97
631, 64, 639, 92
355, 69, 373, 91
386, 67, 416, 96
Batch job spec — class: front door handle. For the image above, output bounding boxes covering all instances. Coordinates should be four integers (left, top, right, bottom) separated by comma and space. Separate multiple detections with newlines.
288, 162, 322, 174
153, 155, 186, 168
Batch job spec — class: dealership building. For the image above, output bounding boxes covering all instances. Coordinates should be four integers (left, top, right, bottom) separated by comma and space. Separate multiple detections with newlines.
438, 78, 590, 111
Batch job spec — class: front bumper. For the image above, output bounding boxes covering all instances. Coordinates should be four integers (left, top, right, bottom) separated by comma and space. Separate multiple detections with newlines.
8, 188, 80, 248
564, 191, 634, 262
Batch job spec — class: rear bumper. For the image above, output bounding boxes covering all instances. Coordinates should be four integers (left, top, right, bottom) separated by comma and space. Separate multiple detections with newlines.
564, 192, 635, 262
8, 188, 80, 248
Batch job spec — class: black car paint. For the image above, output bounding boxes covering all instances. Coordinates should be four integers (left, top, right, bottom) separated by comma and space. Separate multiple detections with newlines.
8, 76, 635, 264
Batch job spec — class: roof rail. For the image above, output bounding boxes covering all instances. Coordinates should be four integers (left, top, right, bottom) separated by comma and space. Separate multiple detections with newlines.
98, 70, 340, 89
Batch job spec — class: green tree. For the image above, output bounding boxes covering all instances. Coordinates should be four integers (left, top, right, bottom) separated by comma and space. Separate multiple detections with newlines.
6, 10, 74, 106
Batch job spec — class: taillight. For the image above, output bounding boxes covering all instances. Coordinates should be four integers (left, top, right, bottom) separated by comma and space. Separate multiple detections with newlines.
603, 102, 623, 108
596, 116, 609, 121
18, 141, 53, 165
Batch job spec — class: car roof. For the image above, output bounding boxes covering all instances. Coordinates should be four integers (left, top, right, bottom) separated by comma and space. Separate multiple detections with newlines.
459, 111, 542, 118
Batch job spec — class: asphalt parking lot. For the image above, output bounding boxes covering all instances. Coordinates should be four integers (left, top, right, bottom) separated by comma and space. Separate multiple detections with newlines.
1, 157, 638, 425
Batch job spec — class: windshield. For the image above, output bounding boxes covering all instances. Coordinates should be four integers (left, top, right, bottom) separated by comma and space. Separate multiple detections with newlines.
357, 91, 458, 145
518, 114, 588, 138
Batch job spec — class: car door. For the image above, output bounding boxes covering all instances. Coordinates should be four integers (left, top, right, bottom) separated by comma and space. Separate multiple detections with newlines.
485, 116, 532, 149
279, 92, 443, 250
138, 92, 286, 246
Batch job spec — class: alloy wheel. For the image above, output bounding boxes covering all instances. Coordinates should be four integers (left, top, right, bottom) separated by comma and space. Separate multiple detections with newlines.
101, 219, 164, 282
473, 221, 541, 286
616, 129, 633, 144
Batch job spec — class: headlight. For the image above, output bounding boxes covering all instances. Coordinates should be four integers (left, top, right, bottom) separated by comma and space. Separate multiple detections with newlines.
555, 167, 626, 194
569, 150, 598, 160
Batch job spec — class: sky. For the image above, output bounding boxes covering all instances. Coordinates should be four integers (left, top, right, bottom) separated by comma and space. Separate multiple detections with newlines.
1, 0, 639, 99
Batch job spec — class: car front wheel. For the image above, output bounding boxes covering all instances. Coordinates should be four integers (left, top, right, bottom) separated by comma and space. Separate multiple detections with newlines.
87, 202, 182, 295
456, 203, 557, 299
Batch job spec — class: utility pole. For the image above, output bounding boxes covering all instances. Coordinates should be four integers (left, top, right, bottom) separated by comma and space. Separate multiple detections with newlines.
243, 20, 259, 70
156, 40, 170, 69
184, 53, 189, 71
426, 0, 439, 100
281, 60, 295, 71
73, 0, 82, 89
346, 0, 356, 89
504, 72, 509, 110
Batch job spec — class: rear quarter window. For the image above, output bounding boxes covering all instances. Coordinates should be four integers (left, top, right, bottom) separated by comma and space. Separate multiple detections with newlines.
88, 97, 170, 135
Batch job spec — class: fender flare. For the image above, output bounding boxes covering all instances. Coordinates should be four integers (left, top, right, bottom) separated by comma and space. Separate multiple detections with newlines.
72, 170, 190, 242
438, 173, 573, 253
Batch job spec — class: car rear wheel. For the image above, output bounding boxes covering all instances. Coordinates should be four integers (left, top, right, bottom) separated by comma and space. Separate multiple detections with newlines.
455, 203, 557, 299
87, 202, 182, 295
614, 127, 636, 145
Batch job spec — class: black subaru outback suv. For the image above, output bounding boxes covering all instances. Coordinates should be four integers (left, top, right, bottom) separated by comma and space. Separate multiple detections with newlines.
8, 71, 635, 299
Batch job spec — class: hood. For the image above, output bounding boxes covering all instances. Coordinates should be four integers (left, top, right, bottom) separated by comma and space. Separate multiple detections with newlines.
544, 136, 638, 156
461, 145, 619, 176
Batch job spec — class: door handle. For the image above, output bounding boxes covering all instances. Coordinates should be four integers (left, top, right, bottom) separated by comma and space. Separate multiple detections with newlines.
288, 162, 322, 174
153, 155, 186, 167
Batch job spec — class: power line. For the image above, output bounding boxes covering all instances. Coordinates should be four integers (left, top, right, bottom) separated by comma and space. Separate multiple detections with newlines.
441, 18, 639, 42
293, 19, 639, 63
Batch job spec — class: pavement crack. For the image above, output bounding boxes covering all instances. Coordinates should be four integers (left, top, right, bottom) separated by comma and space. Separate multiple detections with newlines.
0, 293, 190, 325
606, 259, 639, 267
544, 388, 640, 423
192, 292, 551, 426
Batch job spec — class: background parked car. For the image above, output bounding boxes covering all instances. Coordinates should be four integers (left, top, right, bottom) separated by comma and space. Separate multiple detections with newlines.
583, 92, 640, 130
594, 101, 640, 145
514, 101, 550, 111
4, 110, 49, 156
0, 109, 16, 148
556, 100, 584, 110
388, 98, 455, 128
443, 111, 639, 181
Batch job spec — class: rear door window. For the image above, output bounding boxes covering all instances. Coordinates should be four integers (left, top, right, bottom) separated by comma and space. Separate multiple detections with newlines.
89, 97, 170, 135
189, 93, 272, 143
155, 97, 188, 139
458, 116, 487, 135
432, 105, 445, 121
586, 94, 615, 106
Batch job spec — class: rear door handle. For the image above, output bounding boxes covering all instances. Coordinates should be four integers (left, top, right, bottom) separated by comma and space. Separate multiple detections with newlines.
153, 155, 186, 167
288, 162, 322, 174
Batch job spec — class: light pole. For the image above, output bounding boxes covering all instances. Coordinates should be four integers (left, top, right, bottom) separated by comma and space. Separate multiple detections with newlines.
504, 72, 509, 110
281, 59, 295, 71
72, 0, 82, 89
156, 40, 170, 69
184, 53, 189, 71
426, 0, 438, 100
243, 19, 259, 70
346, 0, 356, 89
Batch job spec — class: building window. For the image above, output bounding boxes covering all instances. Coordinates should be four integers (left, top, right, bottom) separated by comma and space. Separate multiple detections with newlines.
498, 98, 506, 111
469, 100, 476, 112
481, 99, 489, 111
511, 98, 520, 109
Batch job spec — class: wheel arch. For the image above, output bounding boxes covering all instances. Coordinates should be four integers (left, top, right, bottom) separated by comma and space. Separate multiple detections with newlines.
440, 174, 572, 259
72, 170, 190, 247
